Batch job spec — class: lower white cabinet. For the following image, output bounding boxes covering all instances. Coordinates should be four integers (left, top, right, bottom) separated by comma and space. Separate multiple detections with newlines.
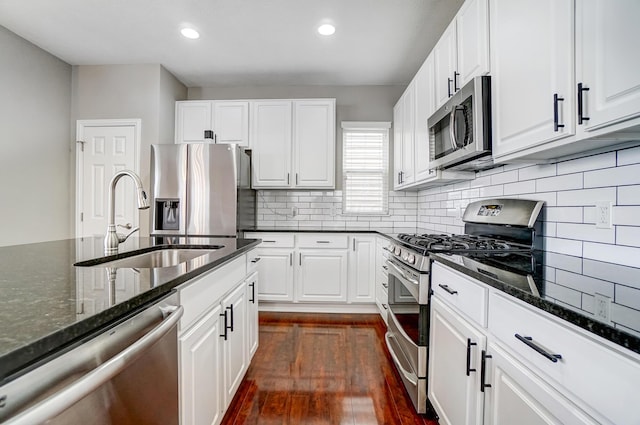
254, 248, 294, 301
221, 283, 248, 408
375, 237, 389, 323
297, 249, 348, 302
179, 305, 224, 425
484, 341, 598, 425
429, 296, 486, 425
348, 235, 376, 303
246, 271, 259, 359
178, 251, 259, 425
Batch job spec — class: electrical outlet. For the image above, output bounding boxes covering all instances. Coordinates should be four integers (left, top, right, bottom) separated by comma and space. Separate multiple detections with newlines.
594, 293, 612, 323
595, 201, 612, 229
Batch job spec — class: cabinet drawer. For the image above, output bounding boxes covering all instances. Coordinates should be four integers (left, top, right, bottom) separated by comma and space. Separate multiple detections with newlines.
245, 232, 294, 248
179, 255, 246, 333
431, 262, 488, 327
246, 248, 261, 274
296, 234, 348, 249
489, 292, 640, 425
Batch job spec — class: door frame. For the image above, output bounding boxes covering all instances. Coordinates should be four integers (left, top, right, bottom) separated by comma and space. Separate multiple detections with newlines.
75, 118, 142, 238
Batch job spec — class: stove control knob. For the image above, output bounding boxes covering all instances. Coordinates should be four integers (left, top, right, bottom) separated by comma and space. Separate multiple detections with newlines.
408, 254, 416, 264
402, 252, 409, 261
394, 246, 402, 256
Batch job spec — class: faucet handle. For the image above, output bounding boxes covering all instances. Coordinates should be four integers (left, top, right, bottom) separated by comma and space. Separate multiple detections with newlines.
117, 223, 133, 230
117, 227, 140, 243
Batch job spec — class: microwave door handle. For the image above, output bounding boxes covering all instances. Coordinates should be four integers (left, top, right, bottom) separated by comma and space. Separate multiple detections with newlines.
448, 107, 458, 152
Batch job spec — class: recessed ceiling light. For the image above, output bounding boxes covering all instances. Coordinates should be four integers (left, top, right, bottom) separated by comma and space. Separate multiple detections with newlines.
317, 24, 336, 36
181, 28, 200, 39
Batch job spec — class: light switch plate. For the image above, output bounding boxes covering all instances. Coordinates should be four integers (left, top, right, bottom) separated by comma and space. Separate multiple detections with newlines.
595, 201, 612, 229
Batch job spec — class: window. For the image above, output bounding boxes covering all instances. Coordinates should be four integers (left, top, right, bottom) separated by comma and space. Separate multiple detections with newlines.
341, 122, 390, 215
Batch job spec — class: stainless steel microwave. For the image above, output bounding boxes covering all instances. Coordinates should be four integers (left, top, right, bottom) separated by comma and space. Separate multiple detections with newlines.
428, 75, 492, 170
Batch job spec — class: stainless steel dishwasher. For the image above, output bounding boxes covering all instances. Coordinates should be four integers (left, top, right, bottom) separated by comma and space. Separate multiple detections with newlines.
0, 291, 183, 425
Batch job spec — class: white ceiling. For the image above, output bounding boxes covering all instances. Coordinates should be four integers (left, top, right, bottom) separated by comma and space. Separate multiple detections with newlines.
0, 0, 463, 87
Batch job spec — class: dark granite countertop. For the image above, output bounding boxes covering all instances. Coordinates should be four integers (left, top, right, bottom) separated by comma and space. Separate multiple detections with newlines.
432, 253, 640, 355
246, 228, 398, 240
0, 236, 260, 384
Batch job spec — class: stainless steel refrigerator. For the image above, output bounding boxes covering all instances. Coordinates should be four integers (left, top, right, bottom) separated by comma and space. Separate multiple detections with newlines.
150, 143, 255, 237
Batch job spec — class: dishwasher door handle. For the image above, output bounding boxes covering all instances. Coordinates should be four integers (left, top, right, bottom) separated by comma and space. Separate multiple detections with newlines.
3, 304, 184, 425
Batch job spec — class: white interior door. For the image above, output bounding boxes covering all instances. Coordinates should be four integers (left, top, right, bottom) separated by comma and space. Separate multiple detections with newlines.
76, 119, 140, 238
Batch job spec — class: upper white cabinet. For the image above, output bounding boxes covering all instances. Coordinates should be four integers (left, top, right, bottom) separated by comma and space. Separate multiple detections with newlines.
434, 0, 490, 109
576, 0, 640, 134
490, 0, 575, 159
251, 99, 336, 189
393, 82, 416, 189
175, 100, 249, 146
414, 54, 437, 183
250, 100, 293, 188
294, 100, 336, 188
492, 0, 640, 162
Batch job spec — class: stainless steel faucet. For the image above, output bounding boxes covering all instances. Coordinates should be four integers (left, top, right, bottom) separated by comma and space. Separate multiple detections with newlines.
104, 170, 150, 255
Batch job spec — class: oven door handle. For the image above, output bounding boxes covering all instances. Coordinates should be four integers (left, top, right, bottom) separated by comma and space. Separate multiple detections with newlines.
385, 260, 419, 287
384, 333, 418, 385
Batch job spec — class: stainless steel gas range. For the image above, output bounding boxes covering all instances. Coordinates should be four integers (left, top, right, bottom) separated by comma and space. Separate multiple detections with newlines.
384, 198, 544, 414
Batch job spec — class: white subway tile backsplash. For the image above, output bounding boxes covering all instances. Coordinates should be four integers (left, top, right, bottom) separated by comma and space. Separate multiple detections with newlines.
584, 164, 640, 188
616, 285, 640, 311
544, 252, 583, 273
504, 180, 536, 195
583, 242, 640, 269
556, 223, 615, 244
617, 145, 640, 166
557, 152, 616, 175
611, 303, 640, 331
582, 259, 640, 290
536, 173, 583, 192
557, 187, 616, 206
519, 164, 557, 180
555, 270, 615, 298
616, 226, 640, 248
479, 185, 504, 198
545, 207, 583, 223
613, 206, 640, 226
544, 237, 583, 256
490, 170, 519, 185
618, 185, 640, 205
545, 282, 582, 308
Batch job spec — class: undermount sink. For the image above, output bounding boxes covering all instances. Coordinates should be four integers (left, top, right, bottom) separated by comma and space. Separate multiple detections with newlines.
75, 247, 223, 269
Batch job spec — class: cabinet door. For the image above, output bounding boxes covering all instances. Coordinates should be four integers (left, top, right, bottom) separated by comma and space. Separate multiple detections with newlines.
576, 0, 640, 133
221, 283, 248, 408
348, 236, 376, 303
297, 249, 348, 302
401, 83, 416, 185
434, 20, 458, 108
255, 248, 294, 302
414, 53, 437, 182
250, 101, 292, 188
484, 341, 599, 425
293, 99, 336, 188
428, 296, 485, 425
179, 305, 223, 425
456, 0, 490, 87
246, 271, 259, 359
490, 0, 574, 158
176, 101, 213, 144
212, 101, 249, 146
393, 100, 404, 190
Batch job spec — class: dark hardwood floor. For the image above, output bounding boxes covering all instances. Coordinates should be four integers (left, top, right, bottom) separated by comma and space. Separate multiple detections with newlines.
221, 312, 438, 425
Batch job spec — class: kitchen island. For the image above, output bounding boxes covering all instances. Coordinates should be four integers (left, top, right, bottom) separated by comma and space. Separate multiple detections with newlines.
0, 236, 260, 385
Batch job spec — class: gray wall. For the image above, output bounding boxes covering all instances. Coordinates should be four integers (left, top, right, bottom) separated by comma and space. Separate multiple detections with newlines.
189, 85, 404, 189
71, 64, 187, 236
0, 26, 72, 247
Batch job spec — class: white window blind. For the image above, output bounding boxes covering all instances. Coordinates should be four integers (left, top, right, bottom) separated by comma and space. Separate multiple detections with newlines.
342, 123, 390, 215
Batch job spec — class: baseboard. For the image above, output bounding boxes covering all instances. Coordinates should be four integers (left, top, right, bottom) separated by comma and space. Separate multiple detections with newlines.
258, 302, 379, 314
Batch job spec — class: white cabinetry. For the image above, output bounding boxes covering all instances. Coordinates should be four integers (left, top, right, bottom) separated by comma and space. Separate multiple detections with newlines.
430, 260, 640, 425
348, 235, 376, 303
490, 0, 575, 158
434, 0, 490, 109
576, 0, 640, 134
246, 271, 259, 359
178, 253, 257, 425
492, 0, 640, 162
220, 282, 247, 407
175, 100, 249, 146
414, 54, 437, 183
251, 99, 335, 189
375, 237, 390, 323
179, 305, 224, 425
245, 232, 379, 312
